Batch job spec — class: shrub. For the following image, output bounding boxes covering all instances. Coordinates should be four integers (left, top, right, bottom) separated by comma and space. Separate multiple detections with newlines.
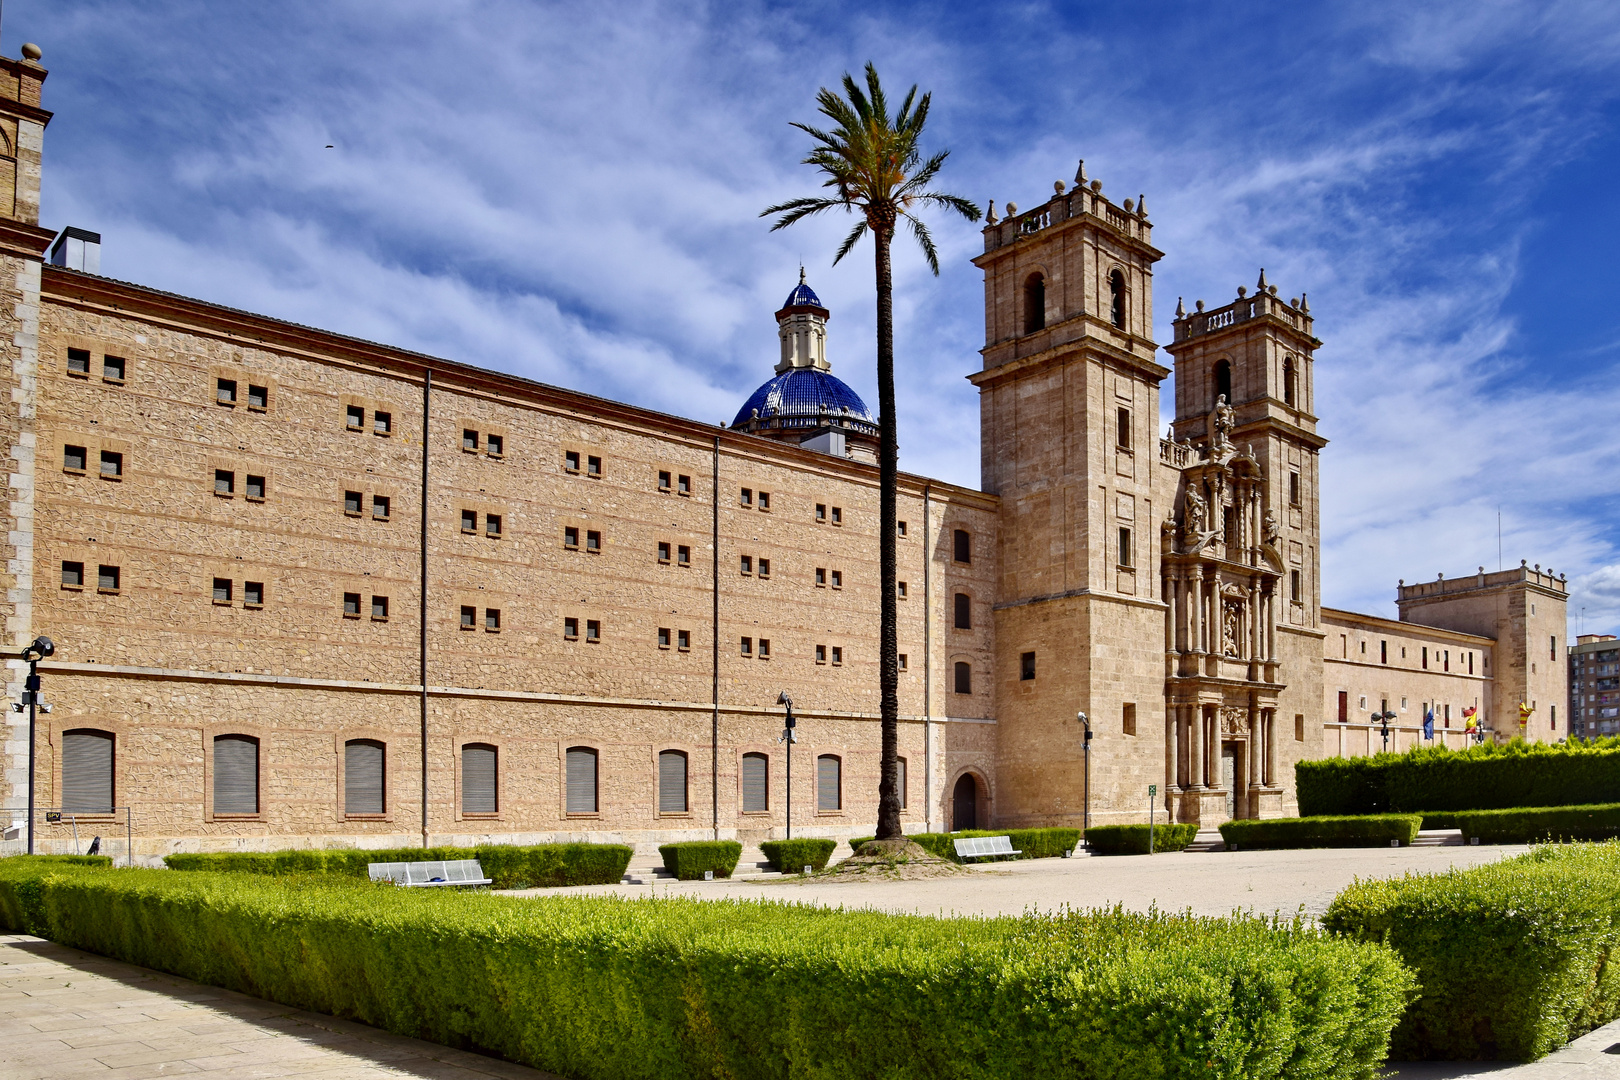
846, 827, 1084, 862
759, 838, 835, 872
1324, 842, 1620, 1061
1451, 802, 1620, 844
0, 860, 1415, 1079
163, 842, 631, 888
659, 840, 741, 880
1296, 738, 1620, 816
1083, 824, 1198, 855
1219, 814, 1422, 850
1, 854, 112, 868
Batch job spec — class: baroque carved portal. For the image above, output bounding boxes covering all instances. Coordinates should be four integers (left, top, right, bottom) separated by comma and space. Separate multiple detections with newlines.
1222, 599, 1243, 657
1220, 707, 1249, 734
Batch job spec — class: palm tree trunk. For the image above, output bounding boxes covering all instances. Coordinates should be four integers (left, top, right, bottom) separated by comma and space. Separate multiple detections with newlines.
874, 222, 902, 841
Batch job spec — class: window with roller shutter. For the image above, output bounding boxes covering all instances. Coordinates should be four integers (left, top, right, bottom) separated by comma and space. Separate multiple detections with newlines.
344, 740, 385, 815
658, 750, 688, 813
896, 756, 907, 809
565, 746, 598, 813
742, 752, 768, 812
213, 735, 259, 815
61, 729, 114, 813
817, 755, 841, 811
461, 744, 497, 814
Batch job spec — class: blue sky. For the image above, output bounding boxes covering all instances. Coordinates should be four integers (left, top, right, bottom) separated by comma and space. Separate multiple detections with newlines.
13, 1, 1620, 635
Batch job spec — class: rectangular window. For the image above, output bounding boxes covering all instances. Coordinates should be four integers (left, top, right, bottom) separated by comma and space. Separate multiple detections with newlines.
954, 592, 971, 629
657, 540, 670, 562
485, 513, 502, 538
462, 744, 498, 815
659, 751, 688, 813
463, 429, 479, 451
565, 450, 581, 472
585, 619, 601, 642
343, 592, 361, 617
371, 595, 389, 620
816, 503, 827, 522
740, 487, 753, 506
100, 450, 123, 478
217, 378, 237, 405
246, 475, 266, 501
897, 757, 908, 808
740, 555, 752, 575
1337, 691, 1348, 722
831, 646, 842, 665
1118, 526, 1132, 567
61, 729, 114, 813
1295, 714, 1305, 741
587, 530, 602, 553
1117, 407, 1131, 449
1422, 646, 1428, 669
897, 581, 907, 599
658, 627, 671, 649
243, 581, 264, 607
1123, 702, 1137, 736
658, 470, 671, 491
758, 558, 770, 579
758, 491, 770, 511
214, 469, 234, 495
461, 605, 476, 629
831, 507, 842, 526
897, 520, 907, 537
954, 529, 971, 564
898, 653, 908, 671
564, 617, 579, 640
1381, 640, 1388, 665
345, 490, 363, 515
213, 735, 259, 815
103, 356, 125, 383
758, 638, 770, 658
567, 527, 582, 550
817, 755, 841, 811
1290, 569, 1301, 602
815, 567, 827, 586
831, 570, 842, 589
742, 752, 767, 812
678, 629, 691, 652
247, 384, 268, 409
677, 544, 690, 565
346, 404, 365, 429
586, 454, 602, 477
461, 509, 477, 533
1444, 649, 1450, 672
1552, 636, 1559, 662
63, 444, 87, 472
954, 661, 972, 694
565, 747, 597, 813
816, 644, 827, 664
1469, 653, 1474, 675
373, 411, 392, 435
1021, 651, 1036, 681
371, 494, 389, 519
212, 577, 232, 604
741, 636, 753, 656
1289, 472, 1301, 506
61, 560, 84, 588
485, 608, 500, 631
677, 474, 691, 496
344, 740, 385, 816
486, 434, 503, 457
67, 347, 90, 375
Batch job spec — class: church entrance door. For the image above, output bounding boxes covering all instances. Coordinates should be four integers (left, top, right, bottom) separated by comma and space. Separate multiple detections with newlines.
952, 774, 977, 830
1221, 746, 1237, 820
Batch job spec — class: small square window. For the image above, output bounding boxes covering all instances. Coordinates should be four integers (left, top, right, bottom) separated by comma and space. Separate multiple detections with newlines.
563, 617, 579, 640
461, 605, 476, 629
103, 356, 125, 383
373, 411, 392, 435
346, 405, 365, 429
461, 509, 477, 533
658, 626, 671, 648
816, 644, 827, 663
831, 507, 842, 526
212, 577, 233, 604
897, 520, 907, 537
344, 490, 363, 515
758, 558, 770, 579
564, 450, 580, 472
371, 595, 389, 620
485, 608, 500, 631
657, 540, 670, 563
586, 455, 602, 477
463, 429, 479, 452
740, 555, 752, 575
63, 444, 86, 472
898, 653, 908, 671
66, 347, 90, 375
677, 544, 690, 566
677, 474, 691, 496
244, 581, 264, 607
658, 470, 671, 491
371, 495, 389, 519
585, 619, 600, 642
100, 450, 123, 478
244, 475, 265, 501
758, 491, 770, 511
566, 527, 581, 550
1021, 651, 1036, 681
741, 637, 753, 656
214, 469, 234, 496
343, 592, 361, 617
587, 530, 602, 553
816, 503, 826, 522
740, 488, 753, 507
88, 561, 114, 591
897, 581, 908, 599
678, 629, 691, 651
486, 434, 503, 457
485, 513, 502, 538
831, 646, 842, 666
758, 638, 771, 659
815, 567, 826, 586
247, 385, 268, 409
61, 561, 84, 588
217, 378, 237, 405
831, 570, 842, 589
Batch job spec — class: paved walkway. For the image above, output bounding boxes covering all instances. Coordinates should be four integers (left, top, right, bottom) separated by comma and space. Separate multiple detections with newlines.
1390, 1021, 1620, 1078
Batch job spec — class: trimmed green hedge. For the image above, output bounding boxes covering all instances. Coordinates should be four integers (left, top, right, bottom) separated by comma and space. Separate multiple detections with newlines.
758, 838, 835, 872
1084, 824, 1198, 855
1297, 738, 1620, 816
1451, 802, 1620, 844
0, 861, 1415, 1079
658, 840, 741, 880
1219, 815, 1422, 850
2, 854, 112, 868
846, 827, 1083, 862
164, 843, 631, 889
1325, 842, 1620, 1061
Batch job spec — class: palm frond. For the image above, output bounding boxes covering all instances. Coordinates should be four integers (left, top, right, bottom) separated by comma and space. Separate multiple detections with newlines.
863, 63, 889, 129
904, 214, 940, 275
913, 191, 982, 222
762, 197, 847, 231
833, 220, 868, 265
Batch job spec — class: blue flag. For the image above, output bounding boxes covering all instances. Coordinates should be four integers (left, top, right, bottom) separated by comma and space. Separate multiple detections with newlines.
1422, 708, 1435, 740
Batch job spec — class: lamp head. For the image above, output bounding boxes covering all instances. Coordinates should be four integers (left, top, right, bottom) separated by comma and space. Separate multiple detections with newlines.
21, 636, 53, 662
777, 691, 792, 708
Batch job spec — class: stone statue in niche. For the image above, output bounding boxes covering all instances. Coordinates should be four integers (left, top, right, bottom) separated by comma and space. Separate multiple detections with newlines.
1222, 599, 1243, 657
1181, 488, 1206, 546
1220, 706, 1249, 734
1209, 394, 1236, 451
1264, 509, 1279, 546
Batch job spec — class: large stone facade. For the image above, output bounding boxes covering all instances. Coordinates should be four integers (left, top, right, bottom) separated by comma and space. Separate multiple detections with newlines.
0, 67, 1569, 859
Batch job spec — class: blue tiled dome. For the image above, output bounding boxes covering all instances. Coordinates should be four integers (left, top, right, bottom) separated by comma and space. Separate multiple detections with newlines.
781, 279, 825, 310
731, 368, 877, 435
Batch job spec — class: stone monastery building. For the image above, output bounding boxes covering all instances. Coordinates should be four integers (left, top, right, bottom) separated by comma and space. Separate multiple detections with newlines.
0, 52, 1570, 857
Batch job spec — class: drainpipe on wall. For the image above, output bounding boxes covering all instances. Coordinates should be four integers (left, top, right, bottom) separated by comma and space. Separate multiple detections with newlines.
419, 369, 431, 846
923, 483, 932, 833
711, 434, 720, 840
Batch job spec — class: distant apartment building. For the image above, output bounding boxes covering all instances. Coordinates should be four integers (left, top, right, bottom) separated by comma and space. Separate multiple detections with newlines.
1570, 634, 1620, 739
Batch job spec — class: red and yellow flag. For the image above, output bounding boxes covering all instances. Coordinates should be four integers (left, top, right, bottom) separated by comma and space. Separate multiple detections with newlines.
1463, 706, 1478, 732
1519, 702, 1534, 727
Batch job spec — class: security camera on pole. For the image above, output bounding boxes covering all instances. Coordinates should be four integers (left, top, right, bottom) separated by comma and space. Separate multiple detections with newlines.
777, 692, 796, 839
18, 635, 55, 854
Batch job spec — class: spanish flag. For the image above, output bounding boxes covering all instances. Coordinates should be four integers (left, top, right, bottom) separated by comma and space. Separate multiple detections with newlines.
1463, 706, 1478, 732
1519, 702, 1534, 727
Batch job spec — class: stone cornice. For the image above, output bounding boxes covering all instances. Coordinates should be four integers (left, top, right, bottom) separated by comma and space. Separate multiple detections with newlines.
969, 333, 1170, 392
0, 219, 55, 261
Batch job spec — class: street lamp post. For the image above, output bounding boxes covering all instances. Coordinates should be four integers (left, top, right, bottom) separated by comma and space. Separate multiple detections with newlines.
1078, 711, 1092, 835
777, 692, 796, 840
1374, 709, 1397, 754
20, 635, 54, 855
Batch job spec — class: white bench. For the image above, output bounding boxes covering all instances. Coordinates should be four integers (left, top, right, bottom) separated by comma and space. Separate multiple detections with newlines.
952, 835, 1022, 861
367, 859, 492, 887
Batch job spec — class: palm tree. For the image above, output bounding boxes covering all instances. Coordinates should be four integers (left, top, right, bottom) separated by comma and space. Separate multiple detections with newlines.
762, 64, 980, 842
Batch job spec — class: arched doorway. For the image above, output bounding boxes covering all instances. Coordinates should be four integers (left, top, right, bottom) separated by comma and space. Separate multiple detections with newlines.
952, 774, 978, 830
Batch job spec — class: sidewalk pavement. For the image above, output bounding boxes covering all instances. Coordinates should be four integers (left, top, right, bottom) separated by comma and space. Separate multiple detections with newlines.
1389, 1020, 1620, 1078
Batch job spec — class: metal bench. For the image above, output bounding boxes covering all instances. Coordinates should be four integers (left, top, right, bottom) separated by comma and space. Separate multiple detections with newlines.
367, 859, 492, 887
952, 835, 1022, 861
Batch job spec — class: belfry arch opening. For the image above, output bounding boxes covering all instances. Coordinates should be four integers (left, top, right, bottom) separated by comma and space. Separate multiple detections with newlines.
1283, 357, 1297, 406
1109, 269, 1126, 329
1214, 359, 1232, 405
1023, 273, 1045, 333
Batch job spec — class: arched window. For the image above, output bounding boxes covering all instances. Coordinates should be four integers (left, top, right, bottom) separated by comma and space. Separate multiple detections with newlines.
1214, 359, 1232, 405
1023, 273, 1045, 333
61, 729, 114, 813
953, 529, 971, 564
344, 739, 385, 815
1109, 269, 1126, 329
954, 592, 971, 630
1283, 357, 1297, 406
658, 749, 688, 813
954, 661, 972, 695
462, 743, 498, 814
816, 754, 841, 811
565, 746, 597, 813
741, 752, 768, 813
213, 734, 259, 815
